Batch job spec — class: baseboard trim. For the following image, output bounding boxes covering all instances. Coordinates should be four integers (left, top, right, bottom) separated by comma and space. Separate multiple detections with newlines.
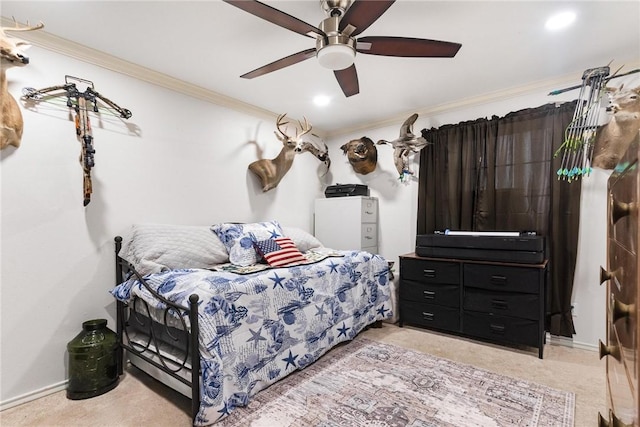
0, 380, 68, 412
1, 360, 133, 412
546, 332, 598, 352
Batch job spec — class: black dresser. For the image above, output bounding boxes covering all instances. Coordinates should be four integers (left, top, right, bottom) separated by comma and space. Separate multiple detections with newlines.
399, 252, 547, 358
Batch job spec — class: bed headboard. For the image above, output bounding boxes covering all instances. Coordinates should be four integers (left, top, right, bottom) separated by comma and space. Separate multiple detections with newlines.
114, 236, 130, 285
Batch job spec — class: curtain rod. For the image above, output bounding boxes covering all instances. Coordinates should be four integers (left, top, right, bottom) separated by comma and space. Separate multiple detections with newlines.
548, 68, 640, 96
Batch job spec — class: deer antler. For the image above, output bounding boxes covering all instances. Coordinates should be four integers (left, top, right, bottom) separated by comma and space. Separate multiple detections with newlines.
296, 117, 312, 139
3, 17, 45, 32
274, 113, 290, 142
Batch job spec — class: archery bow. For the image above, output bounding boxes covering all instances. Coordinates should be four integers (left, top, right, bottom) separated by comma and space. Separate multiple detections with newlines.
22, 75, 132, 206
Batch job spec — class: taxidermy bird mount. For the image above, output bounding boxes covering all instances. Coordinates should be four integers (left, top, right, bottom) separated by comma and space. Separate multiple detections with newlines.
223, 0, 462, 97
377, 113, 429, 181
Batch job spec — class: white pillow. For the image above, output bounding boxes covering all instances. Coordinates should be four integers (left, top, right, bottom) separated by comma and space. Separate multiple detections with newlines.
282, 226, 324, 252
119, 223, 229, 276
211, 220, 284, 266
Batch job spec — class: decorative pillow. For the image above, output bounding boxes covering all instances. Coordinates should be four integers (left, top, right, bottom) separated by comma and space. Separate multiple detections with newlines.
211, 220, 284, 266
118, 223, 229, 276
281, 226, 324, 252
254, 237, 307, 267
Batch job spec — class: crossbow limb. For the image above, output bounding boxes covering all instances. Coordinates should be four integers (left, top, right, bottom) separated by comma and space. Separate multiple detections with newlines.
22, 75, 132, 206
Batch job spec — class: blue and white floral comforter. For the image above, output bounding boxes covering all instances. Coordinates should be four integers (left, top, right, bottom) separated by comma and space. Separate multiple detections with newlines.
111, 250, 393, 425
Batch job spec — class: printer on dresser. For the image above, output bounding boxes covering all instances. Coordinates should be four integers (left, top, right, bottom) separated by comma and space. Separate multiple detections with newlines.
399, 232, 548, 358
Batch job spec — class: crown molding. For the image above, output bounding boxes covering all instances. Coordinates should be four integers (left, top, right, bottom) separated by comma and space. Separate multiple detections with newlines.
325, 57, 640, 138
1, 17, 281, 125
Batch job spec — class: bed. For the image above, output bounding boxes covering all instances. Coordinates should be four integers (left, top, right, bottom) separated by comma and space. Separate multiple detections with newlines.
110, 221, 393, 426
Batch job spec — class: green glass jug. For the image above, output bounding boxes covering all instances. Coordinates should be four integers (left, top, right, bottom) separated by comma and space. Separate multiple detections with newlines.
66, 319, 118, 399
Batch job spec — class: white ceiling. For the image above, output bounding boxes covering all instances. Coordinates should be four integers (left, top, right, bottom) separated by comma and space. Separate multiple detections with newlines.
2, 1, 639, 135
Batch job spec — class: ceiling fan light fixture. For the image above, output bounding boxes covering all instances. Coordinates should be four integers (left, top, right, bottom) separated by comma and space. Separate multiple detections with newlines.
317, 44, 355, 70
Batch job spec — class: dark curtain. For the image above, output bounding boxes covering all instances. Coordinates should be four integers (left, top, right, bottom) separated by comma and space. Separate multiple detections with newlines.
417, 101, 580, 337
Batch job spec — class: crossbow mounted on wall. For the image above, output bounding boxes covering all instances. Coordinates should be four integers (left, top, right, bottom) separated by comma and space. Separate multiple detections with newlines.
22, 75, 132, 206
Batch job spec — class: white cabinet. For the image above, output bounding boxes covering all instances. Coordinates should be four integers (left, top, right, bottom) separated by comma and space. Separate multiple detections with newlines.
314, 196, 378, 253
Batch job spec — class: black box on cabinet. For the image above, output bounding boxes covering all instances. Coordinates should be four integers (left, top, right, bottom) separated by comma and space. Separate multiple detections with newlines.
415, 233, 545, 264
325, 184, 369, 198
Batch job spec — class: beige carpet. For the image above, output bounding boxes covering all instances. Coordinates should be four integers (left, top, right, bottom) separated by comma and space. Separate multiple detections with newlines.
218, 337, 574, 426
0, 324, 605, 426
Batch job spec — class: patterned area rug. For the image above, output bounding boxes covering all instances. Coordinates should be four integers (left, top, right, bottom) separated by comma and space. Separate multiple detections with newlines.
219, 337, 574, 427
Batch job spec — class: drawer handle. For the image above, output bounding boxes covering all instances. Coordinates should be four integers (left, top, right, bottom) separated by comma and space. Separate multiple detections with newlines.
599, 266, 622, 286
491, 299, 508, 310
490, 275, 507, 285
423, 290, 435, 299
610, 196, 637, 224
611, 298, 634, 323
599, 266, 613, 285
598, 339, 621, 361
611, 411, 632, 427
489, 323, 505, 334
423, 269, 436, 278
597, 412, 609, 427
422, 312, 434, 321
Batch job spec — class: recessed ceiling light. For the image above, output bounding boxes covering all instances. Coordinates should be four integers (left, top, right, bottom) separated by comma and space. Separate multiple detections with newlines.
313, 95, 331, 107
545, 11, 576, 31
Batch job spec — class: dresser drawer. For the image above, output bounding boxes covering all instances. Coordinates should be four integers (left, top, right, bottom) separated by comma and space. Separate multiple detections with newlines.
608, 240, 637, 311
463, 264, 541, 294
610, 321, 637, 392
462, 312, 539, 347
360, 223, 377, 248
609, 163, 638, 255
400, 258, 459, 284
400, 279, 460, 307
361, 198, 378, 223
611, 295, 636, 363
463, 288, 539, 320
607, 348, 636, 426
401, 301, 460, 332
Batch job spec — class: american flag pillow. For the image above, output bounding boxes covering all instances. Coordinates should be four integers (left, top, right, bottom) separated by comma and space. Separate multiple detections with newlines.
254, 237, 307, 267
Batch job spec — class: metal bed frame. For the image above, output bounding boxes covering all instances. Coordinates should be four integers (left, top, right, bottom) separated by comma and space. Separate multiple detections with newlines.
114, 235, 387, 425
114, 236, 201, 424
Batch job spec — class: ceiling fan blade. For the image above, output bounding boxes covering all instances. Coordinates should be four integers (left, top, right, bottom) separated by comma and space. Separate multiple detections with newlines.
241, 48, 316, 79
339, 0, 395, 36
334, 65, 359, 97
356, 36, 462, 57
224, 0, 325, 39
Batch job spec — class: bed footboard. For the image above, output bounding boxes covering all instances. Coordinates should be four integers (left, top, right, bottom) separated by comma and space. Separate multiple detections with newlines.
114, 236, 201, 423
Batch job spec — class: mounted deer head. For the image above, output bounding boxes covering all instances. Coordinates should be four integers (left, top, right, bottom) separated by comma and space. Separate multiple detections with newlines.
248, 113, 330, 192
0, 18, 44, 149
592, 84, 640, 169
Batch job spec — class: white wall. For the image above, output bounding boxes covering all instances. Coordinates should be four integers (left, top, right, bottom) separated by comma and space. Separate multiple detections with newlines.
2, 42, 635, 407
0, 46, 329, 406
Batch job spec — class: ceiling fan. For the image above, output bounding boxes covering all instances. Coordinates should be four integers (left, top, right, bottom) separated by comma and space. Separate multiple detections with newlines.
224, 0, 462, 97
